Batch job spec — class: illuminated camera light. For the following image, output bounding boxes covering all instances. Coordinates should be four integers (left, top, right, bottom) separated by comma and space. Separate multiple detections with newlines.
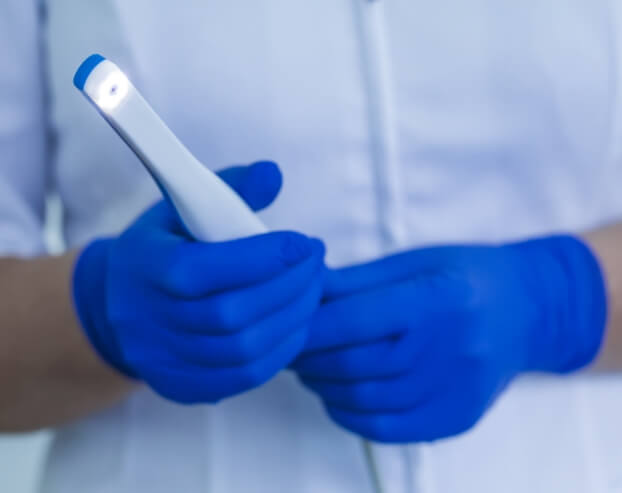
94, 70, 130, 111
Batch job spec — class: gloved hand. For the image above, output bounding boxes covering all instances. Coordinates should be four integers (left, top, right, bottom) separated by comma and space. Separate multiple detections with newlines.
73, 161, 325, 404
293, 236, 607, 443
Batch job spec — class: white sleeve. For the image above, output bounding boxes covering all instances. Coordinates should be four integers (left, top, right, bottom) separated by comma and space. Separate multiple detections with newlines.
0, 0, 47, 256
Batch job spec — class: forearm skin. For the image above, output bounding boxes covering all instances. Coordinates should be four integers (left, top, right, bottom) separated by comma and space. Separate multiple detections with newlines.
0, 251, 133, 432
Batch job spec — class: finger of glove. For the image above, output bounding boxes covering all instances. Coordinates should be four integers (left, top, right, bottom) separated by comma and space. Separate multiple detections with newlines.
157, 240, 324, 333
157, 277, 323, 366
324, 247, 453, 300
298, 347, 457, 413
303, 276, 461, 354
142, 326, 308, 404
293, 328, 430, 381
324, 367, 500, 443
147, 232, 323, 298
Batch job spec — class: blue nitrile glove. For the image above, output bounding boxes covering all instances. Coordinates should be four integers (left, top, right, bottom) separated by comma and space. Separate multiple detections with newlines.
293, 235, 607, 443
73, 161, 325, 404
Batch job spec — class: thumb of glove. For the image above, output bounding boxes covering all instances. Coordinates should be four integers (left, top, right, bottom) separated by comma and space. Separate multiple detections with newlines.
217, 160, 283, 212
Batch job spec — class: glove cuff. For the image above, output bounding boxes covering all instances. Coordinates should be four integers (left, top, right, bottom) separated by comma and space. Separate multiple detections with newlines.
516, 235, 608, 373
73, 239, 136, 378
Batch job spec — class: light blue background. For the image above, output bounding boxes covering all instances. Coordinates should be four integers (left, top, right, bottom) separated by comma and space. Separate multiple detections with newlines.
0, 432, 51, 492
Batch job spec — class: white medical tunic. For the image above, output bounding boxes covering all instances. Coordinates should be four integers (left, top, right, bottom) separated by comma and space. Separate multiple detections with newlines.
2, 0, 622, 492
